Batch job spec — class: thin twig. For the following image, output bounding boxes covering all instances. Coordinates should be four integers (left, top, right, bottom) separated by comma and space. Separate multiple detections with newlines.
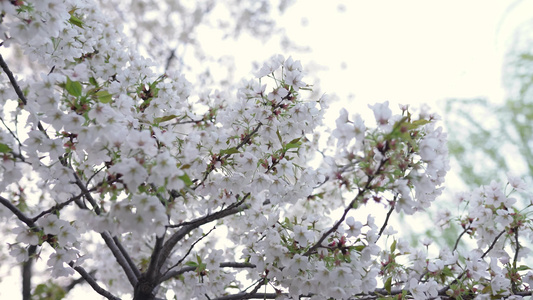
159, 227, 216, 283
376, 199, 396, 242
31, 187, 98, 223
512, 226, 520, 294
452, 225, 470, 253
194, 123, 262, 190
0, 53, 48, 135
304, 157, 388, 257
439, 229, 506, 295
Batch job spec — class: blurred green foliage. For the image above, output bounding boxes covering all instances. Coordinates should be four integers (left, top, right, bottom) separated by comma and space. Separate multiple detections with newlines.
445, 50, 533, 187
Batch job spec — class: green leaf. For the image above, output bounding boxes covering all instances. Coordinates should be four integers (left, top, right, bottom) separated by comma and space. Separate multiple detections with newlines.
384, 277, 392, 294
89, 77, 98, 86
185, 261, 198, 268
276, 129, 283, 144
284, 138, 302, 150
178, 172, 193, 187
65, 77, 82, 97
411, 119, 431, 127
441, 266, 453, 277
390, 239, 397, 253
0, 143, 12, 153
154, 115, 178, 124
517, 265, 531, 271
219, 147, 240, 155
32, 282, 66, 300
95, 90, 113, 103
68, 14, 84, 28
353, 245, 365, 252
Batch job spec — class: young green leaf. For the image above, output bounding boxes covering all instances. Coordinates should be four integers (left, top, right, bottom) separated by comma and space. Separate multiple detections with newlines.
178, 173, 193, 187
154, 115, 178, 124
69, 15, 84, 28
65, 77, 83, 97
220, 147, 240, 155
0, 143, 12, 153
384, 277, 392, 294
95, 90, 112, 103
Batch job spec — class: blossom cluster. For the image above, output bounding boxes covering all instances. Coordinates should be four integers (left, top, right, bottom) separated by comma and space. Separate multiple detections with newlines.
0, 1, 532, 300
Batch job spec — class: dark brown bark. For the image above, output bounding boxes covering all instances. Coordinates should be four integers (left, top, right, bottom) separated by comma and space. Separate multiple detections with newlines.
133, 276, 157, 300
22, 245, 37, 300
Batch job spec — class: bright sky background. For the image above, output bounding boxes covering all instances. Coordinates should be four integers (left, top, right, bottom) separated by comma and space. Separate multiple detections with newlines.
207, 0, 524, 116
4, 1, 533, 299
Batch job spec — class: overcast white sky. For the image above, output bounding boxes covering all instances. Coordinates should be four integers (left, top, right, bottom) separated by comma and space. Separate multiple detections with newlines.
4, 1, 533, 299
200, 0, 533, 118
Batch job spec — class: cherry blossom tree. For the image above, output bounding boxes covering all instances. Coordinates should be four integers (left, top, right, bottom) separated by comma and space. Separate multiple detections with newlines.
1, 1, 532, 300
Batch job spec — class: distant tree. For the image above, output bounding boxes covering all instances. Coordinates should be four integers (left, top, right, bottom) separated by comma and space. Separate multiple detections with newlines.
445, 8, 533, 187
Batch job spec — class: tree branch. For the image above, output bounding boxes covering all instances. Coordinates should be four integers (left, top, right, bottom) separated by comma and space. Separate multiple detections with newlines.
194, 123, 262, 190
0, 53, 28, 105
439, 229, 506, 295
0, 53, 48, 135
31, 187, 97, 223
100, 232, 139, 286
159, 227, 215, 282
211, 293, 281, 300
113, 236, 142, 279
376, 198, 396, 242
452, 224, 470, 252
512, 226, 520, 294
64, 270, 96, 293
145, 235, 165, 283
68, 262, 121, 300
0, 195, 36, 227
22, 245, 36, 300
69, 168, 141, 285
157, 193, 251, 271
304, 157, 388, 257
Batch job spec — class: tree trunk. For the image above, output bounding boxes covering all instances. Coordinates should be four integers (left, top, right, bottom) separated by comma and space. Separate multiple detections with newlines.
133, 277, 157, 300
22, 245, 37, 300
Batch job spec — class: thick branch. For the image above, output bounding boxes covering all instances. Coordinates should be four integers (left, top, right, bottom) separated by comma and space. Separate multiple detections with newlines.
157, 194, 251, 271
68, 262, 121, 300
113, 236, 142, 279
144, 235, 165, 283
22, 245, 36, 300
64, 270, 96, 293
100, 232, 139, 286
0, 195, 36, 227
211, 293, 280, 300
70, 169, 140, 284
0, 53, 28, 105
159, 262, 256, 283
